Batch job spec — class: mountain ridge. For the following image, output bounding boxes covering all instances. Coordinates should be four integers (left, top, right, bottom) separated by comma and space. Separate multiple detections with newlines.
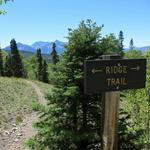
4, 40, 66, 54
125, 46, 150, 51
4, 40, 150, 54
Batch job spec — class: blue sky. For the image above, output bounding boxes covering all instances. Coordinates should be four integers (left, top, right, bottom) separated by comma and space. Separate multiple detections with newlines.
0, 0, 150, 48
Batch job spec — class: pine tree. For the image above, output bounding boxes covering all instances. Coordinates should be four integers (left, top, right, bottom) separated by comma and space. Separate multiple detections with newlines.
50, 42, 59, 64
4, 54, 13, 77
30, 20, 103, 150
36, 48, 43, 81
118, 30, 124, 57
42, 60, 49, 83
0, 47, 4, 76
10, 39, 24, 77
129, 38, 134, 50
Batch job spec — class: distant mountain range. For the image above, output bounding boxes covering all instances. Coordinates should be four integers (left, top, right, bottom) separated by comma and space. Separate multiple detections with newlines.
125, 46, 150, 52
4, 40, 67, 54
3, 40, 150, 54
135, 46, 150, 51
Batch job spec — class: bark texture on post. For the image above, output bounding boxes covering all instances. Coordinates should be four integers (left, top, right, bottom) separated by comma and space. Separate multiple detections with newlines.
102, 92, 120, 150
101, 55, 121, 150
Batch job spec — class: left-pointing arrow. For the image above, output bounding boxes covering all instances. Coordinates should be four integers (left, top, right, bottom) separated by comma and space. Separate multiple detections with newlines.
91, 68, 103, 74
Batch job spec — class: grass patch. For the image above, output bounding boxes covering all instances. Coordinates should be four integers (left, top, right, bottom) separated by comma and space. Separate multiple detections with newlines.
33, 80, 53, 97
0, 77, 38, 130
16, 115, 23, 124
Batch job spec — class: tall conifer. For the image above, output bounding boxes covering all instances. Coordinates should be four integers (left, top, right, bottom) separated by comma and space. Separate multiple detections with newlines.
129, 38, 134, 50
31, 20, 103, 150
36, 48, 43, 81
50, 42, 59, 64
10, 39, 24, 77
119, 30, 124, 57
0, 47, 4, 76
42, 60, 49, 83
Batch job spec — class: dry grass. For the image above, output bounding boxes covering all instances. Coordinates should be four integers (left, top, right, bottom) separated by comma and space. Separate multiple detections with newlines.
0, 77, 37, 130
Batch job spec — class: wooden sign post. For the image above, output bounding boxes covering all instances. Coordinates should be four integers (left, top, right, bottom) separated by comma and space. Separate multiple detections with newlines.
102, 91, 120, 150
84, 55, 147, 150
101, 55, 120, 150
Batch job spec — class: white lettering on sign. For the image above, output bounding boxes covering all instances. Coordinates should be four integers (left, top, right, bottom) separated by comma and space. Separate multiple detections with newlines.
106, 78, 127, 87
105, 65, 127, 74
105, 64, 127, 89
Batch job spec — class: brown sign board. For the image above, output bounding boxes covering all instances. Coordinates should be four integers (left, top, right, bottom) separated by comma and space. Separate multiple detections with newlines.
84, 59, 147, 94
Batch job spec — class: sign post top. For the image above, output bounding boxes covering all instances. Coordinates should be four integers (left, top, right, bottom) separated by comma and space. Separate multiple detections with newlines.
100, 54, 121, 60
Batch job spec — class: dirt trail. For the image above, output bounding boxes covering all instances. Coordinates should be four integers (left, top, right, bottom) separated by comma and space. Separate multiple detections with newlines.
0, 80, 47, 150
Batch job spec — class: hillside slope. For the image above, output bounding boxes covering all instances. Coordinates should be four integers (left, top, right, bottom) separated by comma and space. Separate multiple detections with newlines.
0, 77, 38, 130
0, 77, 52, 150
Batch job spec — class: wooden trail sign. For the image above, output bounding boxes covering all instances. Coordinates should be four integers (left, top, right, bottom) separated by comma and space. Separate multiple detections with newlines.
84, 57, 147, 150
84, 59, 146, 94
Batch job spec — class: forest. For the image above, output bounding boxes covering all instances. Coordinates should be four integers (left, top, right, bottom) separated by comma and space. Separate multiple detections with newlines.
0, 19, 150, 150
0, 0, 150, 150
